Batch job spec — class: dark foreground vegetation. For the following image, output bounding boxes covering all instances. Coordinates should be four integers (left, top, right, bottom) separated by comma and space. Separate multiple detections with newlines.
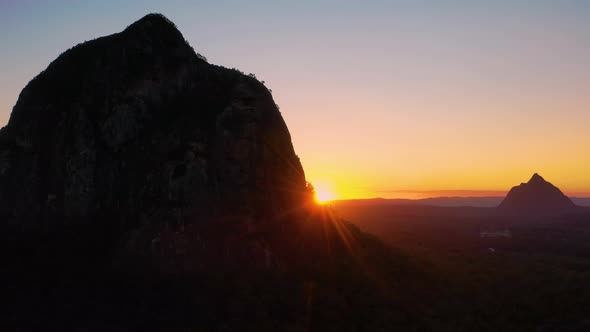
2, 203, 437, 332
4, 200, 590, 331
334, 200, 590, 331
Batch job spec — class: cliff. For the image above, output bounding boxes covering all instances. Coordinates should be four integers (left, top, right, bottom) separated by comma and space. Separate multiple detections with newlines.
0, 14, 307, 240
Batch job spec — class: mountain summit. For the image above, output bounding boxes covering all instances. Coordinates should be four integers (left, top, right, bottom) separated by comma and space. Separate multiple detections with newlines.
0, 13, 308, 241
498, 173, 576, 215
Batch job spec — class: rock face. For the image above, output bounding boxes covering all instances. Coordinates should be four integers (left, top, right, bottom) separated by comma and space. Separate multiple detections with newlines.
498, 173, 576, 215
0, 14, 307, 236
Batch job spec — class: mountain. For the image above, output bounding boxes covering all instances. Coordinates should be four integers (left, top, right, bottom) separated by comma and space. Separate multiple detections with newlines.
498, 173, 577, 215
0, 13, 308, 240
1, 14, 431, 331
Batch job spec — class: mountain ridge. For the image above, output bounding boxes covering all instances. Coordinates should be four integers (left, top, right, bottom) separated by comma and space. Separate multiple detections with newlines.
335, 196, 590, 208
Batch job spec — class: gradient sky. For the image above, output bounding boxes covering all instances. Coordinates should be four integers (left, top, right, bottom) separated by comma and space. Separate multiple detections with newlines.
1, 1, 589, 199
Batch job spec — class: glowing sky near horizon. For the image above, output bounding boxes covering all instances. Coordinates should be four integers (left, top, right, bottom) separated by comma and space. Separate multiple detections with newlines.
1, 1, 589, 199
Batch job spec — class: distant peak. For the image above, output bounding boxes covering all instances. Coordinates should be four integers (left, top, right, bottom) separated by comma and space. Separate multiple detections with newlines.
528, 173, 545, 184
498, 172, 576, 213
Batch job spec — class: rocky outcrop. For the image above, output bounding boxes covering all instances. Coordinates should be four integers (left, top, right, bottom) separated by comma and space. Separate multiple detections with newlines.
498, 173, 576, 216
0, 14, 429, 332
0, 14, 307, 241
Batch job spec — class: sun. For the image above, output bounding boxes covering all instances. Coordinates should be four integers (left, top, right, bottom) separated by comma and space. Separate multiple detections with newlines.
315, 189, 334, 204
313, 182, 336, 204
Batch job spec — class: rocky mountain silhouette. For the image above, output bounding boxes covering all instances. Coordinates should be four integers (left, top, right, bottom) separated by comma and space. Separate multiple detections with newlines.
0, 14, 308, 242
498, 173, 576, 215
2, 15, 408, 330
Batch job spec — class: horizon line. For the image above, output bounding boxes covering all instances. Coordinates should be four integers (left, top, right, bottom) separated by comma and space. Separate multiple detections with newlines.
338, 189, 590, 200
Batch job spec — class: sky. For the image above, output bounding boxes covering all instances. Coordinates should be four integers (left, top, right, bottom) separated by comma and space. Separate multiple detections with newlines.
1, 1, 589, 199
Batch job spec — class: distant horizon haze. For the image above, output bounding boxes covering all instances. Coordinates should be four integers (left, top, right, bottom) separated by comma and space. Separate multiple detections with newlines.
313, 179, 590, 200
326, 190, 590, 200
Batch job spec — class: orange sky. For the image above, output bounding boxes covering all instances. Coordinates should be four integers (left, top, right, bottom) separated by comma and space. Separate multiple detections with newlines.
1, 2, 589, 199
